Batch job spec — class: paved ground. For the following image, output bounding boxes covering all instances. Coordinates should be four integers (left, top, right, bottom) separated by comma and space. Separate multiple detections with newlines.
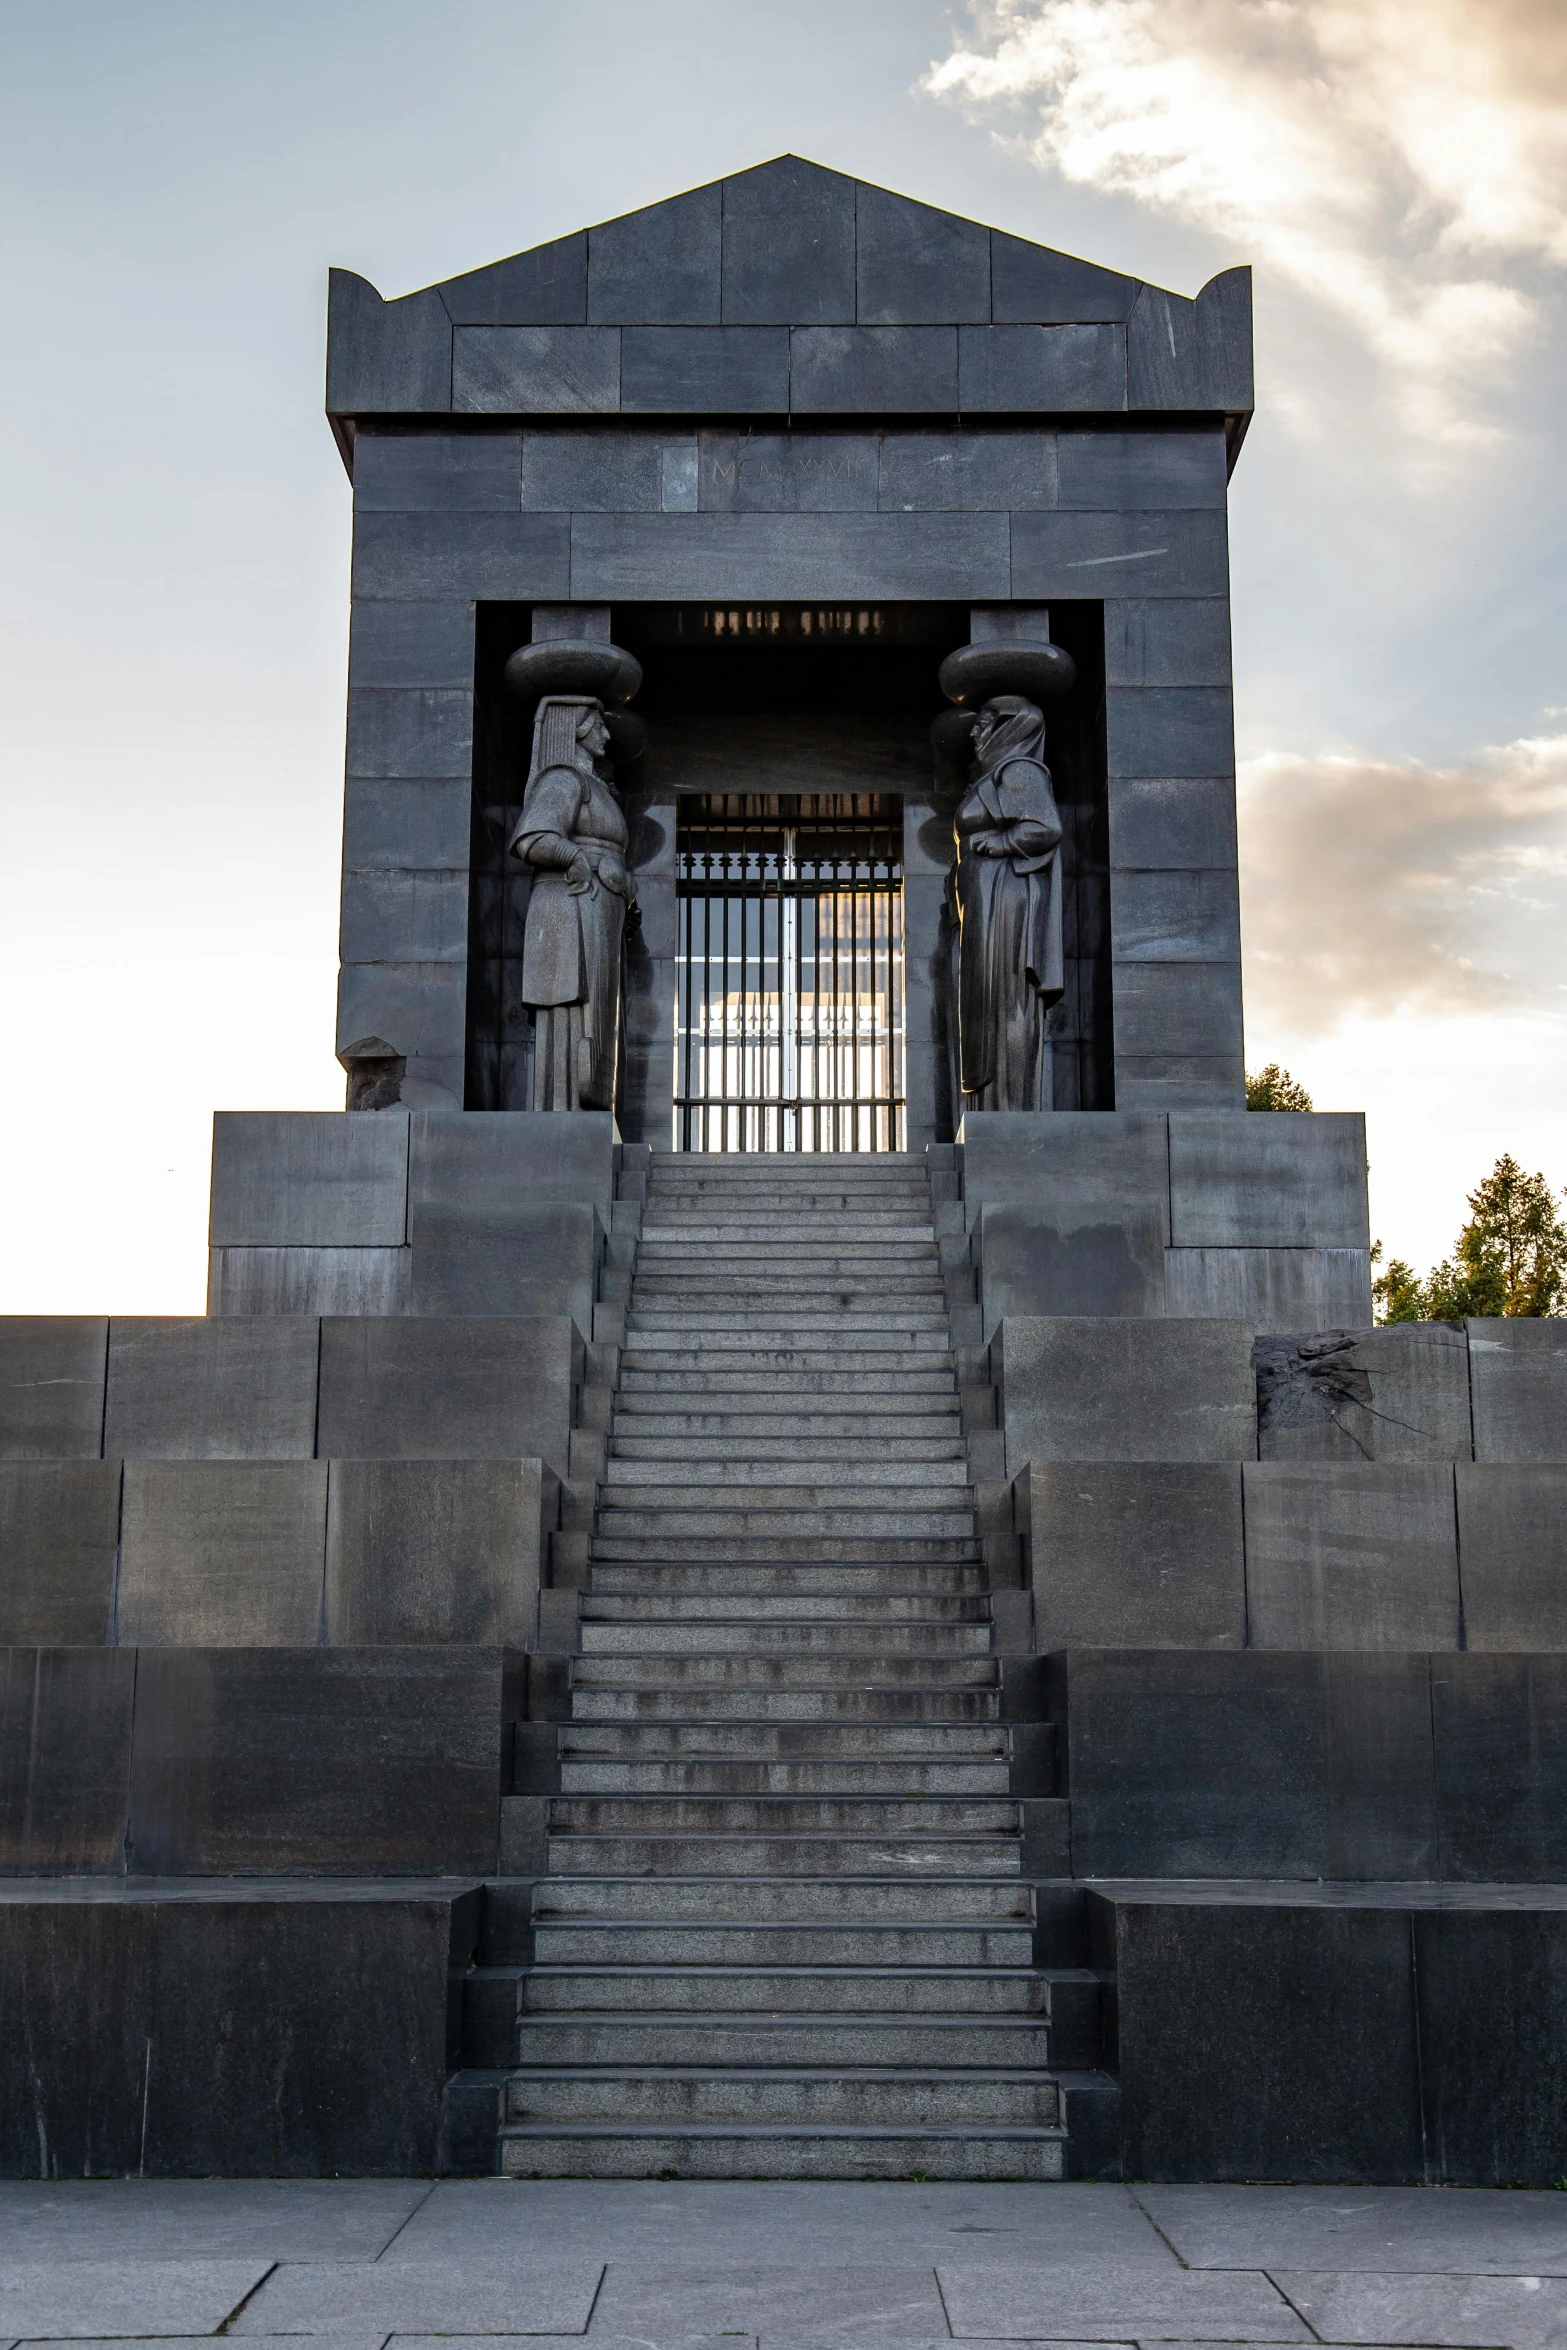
2, 2179, 1566, 2346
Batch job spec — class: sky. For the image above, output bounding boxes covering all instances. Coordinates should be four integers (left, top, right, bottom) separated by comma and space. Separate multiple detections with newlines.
2, 0, 1565, 1309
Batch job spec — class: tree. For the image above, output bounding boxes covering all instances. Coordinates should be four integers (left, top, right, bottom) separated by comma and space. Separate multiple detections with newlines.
1373, 1156, 1567, 1322
1371, 1243, 1425, 1323
1246, 1063, 1313, 1111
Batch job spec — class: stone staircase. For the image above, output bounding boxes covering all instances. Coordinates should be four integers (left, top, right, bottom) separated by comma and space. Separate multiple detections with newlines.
460, 1149, 1117, 2179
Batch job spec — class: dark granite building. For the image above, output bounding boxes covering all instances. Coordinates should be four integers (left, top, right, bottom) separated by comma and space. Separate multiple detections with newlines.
2, 160, 1566, 2186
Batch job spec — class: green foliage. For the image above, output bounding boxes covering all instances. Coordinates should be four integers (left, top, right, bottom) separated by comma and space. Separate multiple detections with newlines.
1245, 1063, 1313, 1111
1374, 1155, 1567, 1323
1371, 1242, 1426, 1324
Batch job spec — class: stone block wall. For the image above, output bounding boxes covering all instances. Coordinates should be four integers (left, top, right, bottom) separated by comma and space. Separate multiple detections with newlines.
961, 1110, 1373, 1333
993, 1314, 1567, 1655
207, 1109, 617, 1321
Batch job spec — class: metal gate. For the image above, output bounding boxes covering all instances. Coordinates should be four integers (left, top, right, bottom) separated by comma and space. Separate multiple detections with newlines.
675, 793, 906, 1152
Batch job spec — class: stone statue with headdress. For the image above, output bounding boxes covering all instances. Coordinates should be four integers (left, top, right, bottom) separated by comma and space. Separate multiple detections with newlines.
504, 627, 646, 1114
935, 621, 1077, 1114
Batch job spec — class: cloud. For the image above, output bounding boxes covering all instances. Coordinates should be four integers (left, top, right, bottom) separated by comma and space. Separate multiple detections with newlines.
923, 0, 1567, 438
1237, 730, 1567, 1036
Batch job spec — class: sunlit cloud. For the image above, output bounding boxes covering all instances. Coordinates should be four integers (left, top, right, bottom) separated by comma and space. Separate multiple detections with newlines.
1238, 730, 1567, 1036
924, 0, 1567, 438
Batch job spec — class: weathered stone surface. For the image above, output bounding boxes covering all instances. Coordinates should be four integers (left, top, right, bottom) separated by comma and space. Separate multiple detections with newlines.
621, 326, 787, 412
790, 327, 958, 412
1061, 429, 1228, 509
1027, 1461, 1245, 1648
0, 1882, 472, 2176
117, 1461, 328, 1646
350, 509, 571, 599
0, 1319, 108, 1459
855, 184, 990, 324
979, 1200, 1168, 1326
1169, 1111, 1370, 1248
568, 509, 1010, 601
1414, 1904, 1567, 2185
0, 1463, 121, 1643
1166, 1248, 1375, 1333
1457, 1466, 1567, 1650
450, 327, 619, 413
104, 1319, 320, 1460
1256, 1322, 1472, 1463
1104, 1893, 1426, 2183
996, 1316, 1255, 1469
1011, 508, 1229, 598
958, 325, 1125, 410
125, 1647, 502, 1874
1110, 868, 1242, 961
0, 1647, 135, 1871
1467, 1319, 1567, 1462
990, 234, 1139, 324
721, 157, 856, 324
439, 231, 586, 324
325, 1459, 546, 1644
588, 181, 722, 324
1107, 777, 1238, 870
1432, 1654, 1567, 1881
316, 1317, 578, 1472
340, 868, 468, 965
326, 272, 451, 414
1243, 1463, 1462, 1650
407, 1112, 614, 1323
342, 779, 471, 871
352, 431, 520, 512
210, 1113, 409, 1250
876, 430, 1057, 512
1062, 1649, 1440, 1879
347, 599, 475, 691
208, 1246, 411, 1318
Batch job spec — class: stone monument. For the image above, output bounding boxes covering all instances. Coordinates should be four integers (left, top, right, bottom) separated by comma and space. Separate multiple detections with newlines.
1, 157, 1565, 2188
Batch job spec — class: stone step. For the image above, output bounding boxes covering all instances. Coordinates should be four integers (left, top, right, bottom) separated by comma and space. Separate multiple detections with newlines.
599, 1457, 971, 1488
570, 1686, 1003, 1723
639, 1223, 937, 1242
579, 1593, 987, 1624
503, 2057, 1058, 2119
576, 1623, 993, 1658
531, 1921, 1034, 1966
549, 1796, 1020, 1836
546, 1834, 1020, 1877
587, 1564, 988, 1598
496, 2121, 1066, 2181
608, 1436, 968, 1465
629, 1278, 949, 1297
531, 1874, 1035, 1924
609, 1412, 963, 1438
588, 1537, 981, 1563
558, 1759, 1011, 1795
594, 1505, 977, 1538
510, 2018, 1051, 2073
571, 1654, 997, 1692
619, 1347, 955, 1373
627, 1311, 951, 1334
635, 1246, 942, 1267
558, 1722, 1011, 1760
519, 1969, 1049, 2018
617, 1369, 958, 1396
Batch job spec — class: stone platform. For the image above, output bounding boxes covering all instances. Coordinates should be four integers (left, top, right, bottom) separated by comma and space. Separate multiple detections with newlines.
1, 2175, 1567, 2344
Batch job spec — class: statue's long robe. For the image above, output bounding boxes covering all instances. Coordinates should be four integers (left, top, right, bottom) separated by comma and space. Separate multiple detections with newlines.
510, 762, 632, 1112
953, 754, 1064, 1108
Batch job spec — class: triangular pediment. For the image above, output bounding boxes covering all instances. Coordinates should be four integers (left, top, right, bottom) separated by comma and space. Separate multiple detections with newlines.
425, 156, 1148, 331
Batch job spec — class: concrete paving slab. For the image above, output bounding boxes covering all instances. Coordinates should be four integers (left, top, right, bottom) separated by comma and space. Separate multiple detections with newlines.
590, 2267, 944, 2342
0, 2261, 271, 2338
937, 2266, 1311, 2341
0, 2184, 431, 2262
1137, 2186, 1567, 2273
232, 2262, 603, 2336
391, 2182, 1174, 2266
1271, 2271, 1567, 2346
24, 2339, 388, 2350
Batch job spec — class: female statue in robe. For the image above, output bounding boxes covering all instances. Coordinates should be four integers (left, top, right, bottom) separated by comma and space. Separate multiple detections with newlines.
951, 692, 1065, 1112
510, 694, 635, 1112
